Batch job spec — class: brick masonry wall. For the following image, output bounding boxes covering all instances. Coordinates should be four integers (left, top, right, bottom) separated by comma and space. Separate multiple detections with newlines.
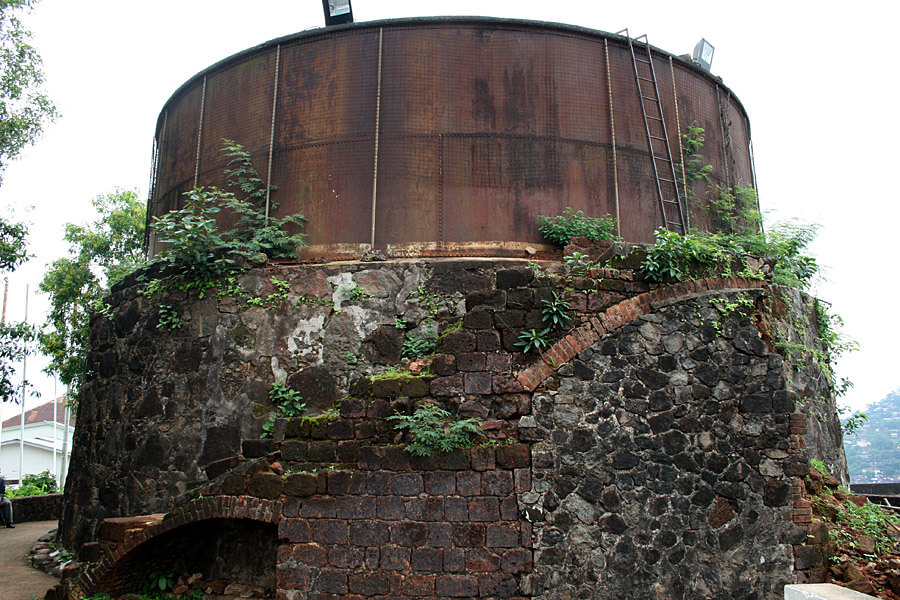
60, 258, 848, 600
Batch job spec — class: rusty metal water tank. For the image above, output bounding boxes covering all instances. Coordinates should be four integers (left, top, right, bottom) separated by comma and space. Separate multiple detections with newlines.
147, 17, 754, 259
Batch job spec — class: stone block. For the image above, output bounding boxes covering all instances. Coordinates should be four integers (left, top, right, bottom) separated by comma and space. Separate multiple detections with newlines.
293, 543, 327, 567
444, 497, 469, 521
432, 354, 458, 376
283, 473, 318, 497
411, 547, 444, 571
402, 575, 436, 595
496, 444, 531, 468
464, 310, 494, 330
348, 572, 390, 596
478, 573, 518, 597
299, 497, 336, 518
391, 473, 425, 495
466, 548, 501, 572
327, 470, 365, 495
376, 496, 405, 520
380, 546, 411, 570
425, 471, 457, 495
436, 574, 479, 598
248, 473, 282, 499
278, 519, 311, 543
794, 545, 825, 570
486, 523, 520, 548
458, 352, 487, 371
349, 521, 390, 546
464, 372, 493, 395
358, 446, 382, 470
469, 497, 500, 521
391, 522, 429, 547
428, 522, 452, 547
431, 375, 464, 397
335, 496, 375, 520
496, 269, 532, 289
452, 524, 486, 546
381, 446, 411, 471
311, 520, 349, 545
442, 331, 477, 353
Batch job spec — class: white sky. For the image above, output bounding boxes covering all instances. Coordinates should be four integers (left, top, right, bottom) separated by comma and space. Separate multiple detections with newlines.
0, 0, 897, 417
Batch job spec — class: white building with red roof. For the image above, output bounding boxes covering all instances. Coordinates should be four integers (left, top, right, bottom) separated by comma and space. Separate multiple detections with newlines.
0, 395, 74, 488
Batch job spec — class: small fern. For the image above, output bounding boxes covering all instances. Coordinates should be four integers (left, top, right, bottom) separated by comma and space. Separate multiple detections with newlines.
388, 403, 482, 457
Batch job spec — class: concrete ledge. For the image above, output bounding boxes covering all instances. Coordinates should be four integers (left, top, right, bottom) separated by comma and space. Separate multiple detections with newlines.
785, 584, 878, 600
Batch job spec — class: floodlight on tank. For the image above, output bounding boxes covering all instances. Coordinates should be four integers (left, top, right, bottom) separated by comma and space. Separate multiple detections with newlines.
692, 38, 714, 71
322, 0, 353, 26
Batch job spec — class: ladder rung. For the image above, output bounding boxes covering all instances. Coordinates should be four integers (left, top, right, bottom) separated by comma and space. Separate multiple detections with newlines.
658, 178, 676, 184
649, 135, 666, 141
638, 76, 654, 82
635, 57, 651, 64
647, 115, 662, 121
640, 95, 659, 102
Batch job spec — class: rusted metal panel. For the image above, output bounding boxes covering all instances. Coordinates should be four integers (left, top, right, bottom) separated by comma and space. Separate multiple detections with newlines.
148, 18, 755, 259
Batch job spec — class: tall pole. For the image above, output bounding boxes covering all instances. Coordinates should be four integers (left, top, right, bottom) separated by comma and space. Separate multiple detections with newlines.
0, 278, 6, 468
52, 380, 58, 485
60, 392, 71, 487
18, 285, 28, 483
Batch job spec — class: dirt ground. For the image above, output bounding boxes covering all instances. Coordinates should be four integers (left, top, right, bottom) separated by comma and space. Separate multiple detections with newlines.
0, 520, 60, 600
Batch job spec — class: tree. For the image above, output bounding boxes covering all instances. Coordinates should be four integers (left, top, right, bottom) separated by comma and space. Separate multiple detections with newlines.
0, 0, 57, 402
0, 0, 57, 181
39, 190, 146, 405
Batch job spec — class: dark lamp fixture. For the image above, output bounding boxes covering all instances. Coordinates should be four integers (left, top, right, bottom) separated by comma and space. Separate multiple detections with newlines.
692, 38, 714, 71
322, 0, 353, 26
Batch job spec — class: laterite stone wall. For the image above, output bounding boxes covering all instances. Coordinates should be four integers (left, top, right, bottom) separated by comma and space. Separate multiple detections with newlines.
60, 258, 848, 600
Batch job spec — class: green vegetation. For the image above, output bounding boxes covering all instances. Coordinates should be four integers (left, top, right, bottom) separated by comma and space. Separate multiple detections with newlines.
402, 335, 437, 359
0, 0, 57, 404
541, 291, 572, 329
538, 207, 617, 246
515, 327, 552, 354
388, 402, 482, 457
339, 282, 369, 302
401, 317, 438, 359
563, 251, 598, 276
39, 190, 146, 406
0, 0, 58, 181
143, 571, 176, 598
261, 382, 306, 438
640, 228, 714, 283
156, 304, 182, 330
408, 285, 462, 318
5, 470, 58, 497
844, 390, 900, 483
148, 139, 306, 296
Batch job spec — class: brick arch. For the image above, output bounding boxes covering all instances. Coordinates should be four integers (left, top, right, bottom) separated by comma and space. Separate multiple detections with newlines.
513, 276, 766, 391
77, 496, 282, 598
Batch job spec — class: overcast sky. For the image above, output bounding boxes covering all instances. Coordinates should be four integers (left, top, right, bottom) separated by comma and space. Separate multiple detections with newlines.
0, 0, 896, 418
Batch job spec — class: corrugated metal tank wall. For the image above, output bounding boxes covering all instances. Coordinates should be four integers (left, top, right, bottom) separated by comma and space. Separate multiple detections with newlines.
147, 18, 754, 259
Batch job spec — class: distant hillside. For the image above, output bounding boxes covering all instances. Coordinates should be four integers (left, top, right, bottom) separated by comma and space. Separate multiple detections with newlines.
844, 389, 900, 483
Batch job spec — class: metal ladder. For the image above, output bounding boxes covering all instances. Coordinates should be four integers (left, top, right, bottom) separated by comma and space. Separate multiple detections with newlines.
618, 30, 687, 235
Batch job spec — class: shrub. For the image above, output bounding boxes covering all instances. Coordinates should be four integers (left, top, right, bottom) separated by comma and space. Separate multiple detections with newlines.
388, 403, 482, 457
6, 470, 59, 497
261, 382, 306, 438
538, 208, 617, 246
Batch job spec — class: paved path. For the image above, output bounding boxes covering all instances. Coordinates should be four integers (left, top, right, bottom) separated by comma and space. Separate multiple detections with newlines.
0, 520, 60, 600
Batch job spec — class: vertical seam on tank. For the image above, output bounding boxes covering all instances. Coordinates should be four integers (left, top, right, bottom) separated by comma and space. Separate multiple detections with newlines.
670, 56, 688, 231
604, 39, 620, 237
370, 27, 384, 249
265, 44, 282, 226
194, 76, 207, 188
